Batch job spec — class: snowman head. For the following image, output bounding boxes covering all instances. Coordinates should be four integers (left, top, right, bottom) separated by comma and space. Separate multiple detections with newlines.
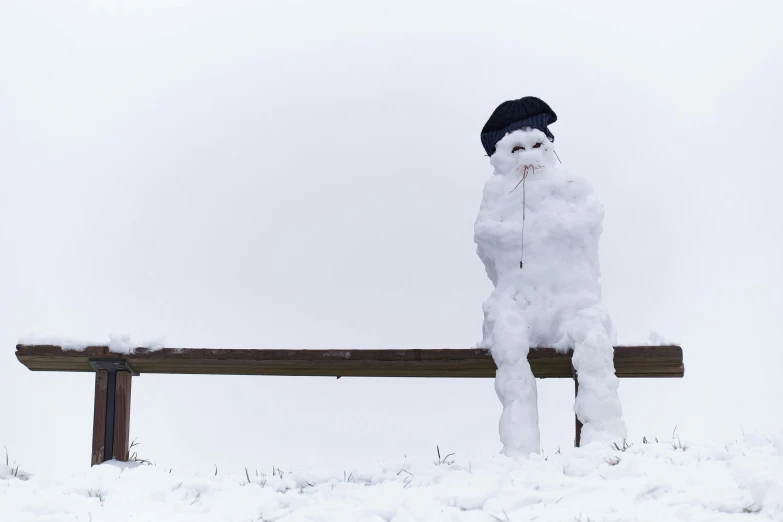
480, 96, 558, 177
489, 127, 558, 177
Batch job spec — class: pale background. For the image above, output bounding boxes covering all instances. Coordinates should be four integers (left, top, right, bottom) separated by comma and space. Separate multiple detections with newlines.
1, 0, 781, 473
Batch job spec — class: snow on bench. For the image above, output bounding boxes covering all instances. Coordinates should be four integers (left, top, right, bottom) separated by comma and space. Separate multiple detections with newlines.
15, 343, 683, 465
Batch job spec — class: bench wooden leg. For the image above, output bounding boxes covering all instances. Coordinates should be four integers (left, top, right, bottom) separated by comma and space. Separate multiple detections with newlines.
574, 375, 582, 447
90, 362, 134, 466
114, 371, 132, 461
91, 370, 109, 465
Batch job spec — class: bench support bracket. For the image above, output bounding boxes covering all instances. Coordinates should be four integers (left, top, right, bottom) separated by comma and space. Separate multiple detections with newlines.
89, 359, 136, 466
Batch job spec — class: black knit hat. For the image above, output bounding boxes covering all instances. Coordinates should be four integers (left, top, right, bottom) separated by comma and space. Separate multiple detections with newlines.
480, 96, 557, 156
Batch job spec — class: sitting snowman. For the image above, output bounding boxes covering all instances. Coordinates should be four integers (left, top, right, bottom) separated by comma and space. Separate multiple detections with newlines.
475, 96, 627, 457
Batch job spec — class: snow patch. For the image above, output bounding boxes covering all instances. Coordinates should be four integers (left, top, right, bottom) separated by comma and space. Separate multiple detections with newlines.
16, 334, 103, 351
0, 436, 781, 520
646, 331, 677, 345
16, 334, 165, 353
108, 334, 166, 354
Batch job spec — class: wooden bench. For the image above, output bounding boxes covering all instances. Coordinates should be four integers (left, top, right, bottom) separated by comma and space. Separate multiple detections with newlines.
15, 344, 684, 465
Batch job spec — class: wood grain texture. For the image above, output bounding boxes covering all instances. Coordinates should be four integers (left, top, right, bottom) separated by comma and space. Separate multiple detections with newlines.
113, 371, 132, 462
91, 370, 108, 466
16, 345, 684, 378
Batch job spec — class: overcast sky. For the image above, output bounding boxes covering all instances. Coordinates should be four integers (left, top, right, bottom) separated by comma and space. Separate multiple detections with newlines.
1, 0, 781, 474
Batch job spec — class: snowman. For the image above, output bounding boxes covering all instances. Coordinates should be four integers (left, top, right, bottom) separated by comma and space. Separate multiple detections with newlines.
474, 96, 627, 457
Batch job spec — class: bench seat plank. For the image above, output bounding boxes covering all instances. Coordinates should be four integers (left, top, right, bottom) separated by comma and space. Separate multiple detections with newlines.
16, 345, 684, 378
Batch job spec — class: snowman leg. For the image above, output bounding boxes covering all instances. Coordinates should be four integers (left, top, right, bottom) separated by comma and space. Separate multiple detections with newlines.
494, 358, 540, 456
572, 338, 627, 447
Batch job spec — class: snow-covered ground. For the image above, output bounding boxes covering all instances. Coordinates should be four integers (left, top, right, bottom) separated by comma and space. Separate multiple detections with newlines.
2, 434, 781, 521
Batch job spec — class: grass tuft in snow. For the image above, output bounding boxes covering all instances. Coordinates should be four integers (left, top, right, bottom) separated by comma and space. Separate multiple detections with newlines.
611, 440, 633, 452
126, 439, 153, 465
742, 503, 762, 514
87, 488, 106, 503
489, 510, 511, 522
3, 446, 27, 480
436, 445, 455, 466
671, 426, 688, 451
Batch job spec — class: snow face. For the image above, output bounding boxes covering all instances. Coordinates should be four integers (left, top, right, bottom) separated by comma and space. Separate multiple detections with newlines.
474, 128, 626, 456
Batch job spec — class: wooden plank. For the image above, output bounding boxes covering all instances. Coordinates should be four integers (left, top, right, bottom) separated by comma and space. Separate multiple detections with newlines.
15, 345, 684, 378
113, 371, 132, 462
91, 370, 108, 466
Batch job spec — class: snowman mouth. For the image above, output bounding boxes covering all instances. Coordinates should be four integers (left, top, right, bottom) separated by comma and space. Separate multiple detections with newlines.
516, 163, 545, 177
510, 164, 542, 193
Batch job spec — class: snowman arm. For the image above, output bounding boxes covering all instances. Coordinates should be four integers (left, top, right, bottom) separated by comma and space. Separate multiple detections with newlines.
474, 214, 519, 247
476, 242, 499, 286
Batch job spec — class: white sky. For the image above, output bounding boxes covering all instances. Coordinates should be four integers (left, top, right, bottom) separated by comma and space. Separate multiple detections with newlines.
1, 0, 781, 473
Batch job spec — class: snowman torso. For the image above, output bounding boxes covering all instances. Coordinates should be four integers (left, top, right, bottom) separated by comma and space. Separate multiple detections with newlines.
474, 130, 614, 354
